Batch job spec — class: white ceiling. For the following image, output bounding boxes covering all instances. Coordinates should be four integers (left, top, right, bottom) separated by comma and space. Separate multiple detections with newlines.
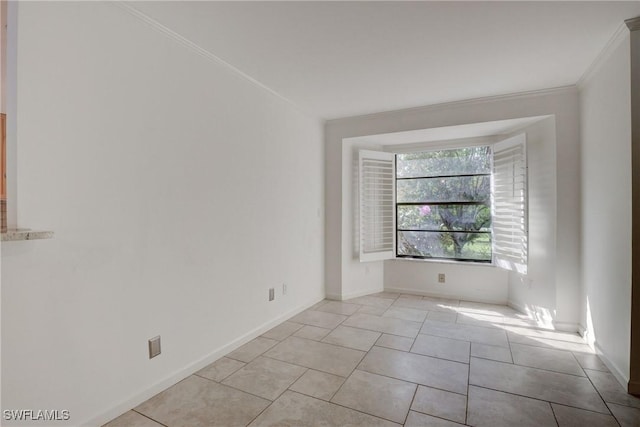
130, 1, 640, 120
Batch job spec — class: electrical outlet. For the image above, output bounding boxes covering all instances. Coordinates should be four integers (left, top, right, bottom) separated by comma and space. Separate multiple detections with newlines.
282, 283, 287, 295
438, 273, 446, 283
269, 288, 275, 301
148, 336, 161, 359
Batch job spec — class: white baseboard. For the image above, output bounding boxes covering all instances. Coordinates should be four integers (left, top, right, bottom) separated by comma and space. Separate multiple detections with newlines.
577, 324, 588, 338
507, 299, 528, 316
552, 321, 580, 333
385, 286, 506, 305
84, 295, 325, 427
593, 341, 630, 391
327, 287, 384, 301
508, 300, 579, 332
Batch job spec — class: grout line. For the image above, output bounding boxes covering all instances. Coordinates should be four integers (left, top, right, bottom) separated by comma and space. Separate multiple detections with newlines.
469, 384, 614, 416
130, 409, 170, 427
465, 353, 471, 424
195, 372, 279, 403
471, 355, 594, 379
417, 330, 502, 346
506, 328, 515, 364
355, 366, 468, 398
288, 389, 405, 425
408, 407, 469, 426
582, 370, 626, 424
258, 353, 348, 378
403, 385, 419, 425
549, 401, 560, 427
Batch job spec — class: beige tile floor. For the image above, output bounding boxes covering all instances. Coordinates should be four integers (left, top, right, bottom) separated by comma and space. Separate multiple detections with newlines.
104, 292, 640, 427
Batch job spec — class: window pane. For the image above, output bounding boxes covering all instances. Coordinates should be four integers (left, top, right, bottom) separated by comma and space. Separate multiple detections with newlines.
396, 146, 491, 178
398, 231, 492, 261
397, 204, 491, 232
397, 175, 490, 203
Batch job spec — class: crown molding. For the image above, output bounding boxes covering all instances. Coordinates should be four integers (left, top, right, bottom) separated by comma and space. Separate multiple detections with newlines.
577, 22, 630, 88
626, 16, 640, 32
112, 2, 312, 118
326, 86, 576, 124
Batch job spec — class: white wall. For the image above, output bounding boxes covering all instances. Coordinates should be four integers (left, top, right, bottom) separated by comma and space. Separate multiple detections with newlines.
505, 118, 559, 327
385, 260, 508, 304
579, 28, 632, 385
1, 2, 324, 425
326, 88, 581, 317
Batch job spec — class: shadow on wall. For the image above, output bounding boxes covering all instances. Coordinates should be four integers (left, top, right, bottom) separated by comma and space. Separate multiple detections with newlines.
515, 275, 555, 329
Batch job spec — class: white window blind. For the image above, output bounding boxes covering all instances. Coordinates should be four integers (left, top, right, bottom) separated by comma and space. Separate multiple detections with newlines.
492, 134, 528, 274
359, 150, 396, 262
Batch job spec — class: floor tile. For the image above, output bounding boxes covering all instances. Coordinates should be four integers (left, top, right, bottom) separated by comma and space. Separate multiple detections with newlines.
507, 332, 595, 353
289, 369, 345, 401
411, 334, 470, 363
102, 411, 164, 427
226, 337, 279, 363
358, 346, 468, 394
423, 295, 460, 304
393, 298, 457, 313
572, 352, 608, 372
289, 310, 347, 329
307, 300, 329, 311
343, 313, 422, 338
608, 402, 640, 427
421, 319, 509, 347
397, 294, 424, 300
375, 334, 414, 352
373, 291, 401, 299
265, 336, 365, 377
315, 301, 361, 315
552, 403, 619, 427
383, 306, 428, 322
456, 312, 503, 329
196, 357, 245, 382
135, 375, 270, 427
261, 321, 303, 341
222, 356, 306, 400
427, 311, 458, 323
498, 315, 539, 328
510, 343, 585, 376
293, 325, 331, 341
358, 305, 388, 315
322, 325, 381, 351
504, 325, 587, 344
411, 385, 466, 424
457, 301, 519, 317
248, 390, 400, 427
469, 357, 609, 413
466, 385, 556, 427
585, 369, 640, 409
470, 343, 512, 363
405, 411, 465, 427
331, 370, 417, 424
347, 295, 395, 308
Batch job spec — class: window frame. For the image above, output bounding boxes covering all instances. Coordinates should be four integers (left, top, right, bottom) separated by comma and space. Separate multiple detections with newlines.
394, 146, 494, 263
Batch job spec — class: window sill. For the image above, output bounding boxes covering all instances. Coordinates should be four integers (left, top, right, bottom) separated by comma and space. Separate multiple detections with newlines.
1, 228, 54, 242
391, 257, 496, 268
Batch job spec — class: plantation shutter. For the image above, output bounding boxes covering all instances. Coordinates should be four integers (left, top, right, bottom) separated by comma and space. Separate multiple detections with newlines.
493, 134, 528, 274
359, 150, 396, 262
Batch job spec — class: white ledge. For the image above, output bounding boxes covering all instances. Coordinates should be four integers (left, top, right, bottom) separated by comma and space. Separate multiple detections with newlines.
1, 229, 54, 242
